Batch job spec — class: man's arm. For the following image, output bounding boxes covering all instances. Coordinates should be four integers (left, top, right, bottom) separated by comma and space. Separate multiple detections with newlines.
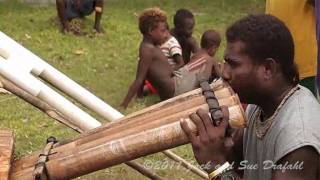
94, 0, 104, 33
121, 45, 153, 108
272, 146, 319, 180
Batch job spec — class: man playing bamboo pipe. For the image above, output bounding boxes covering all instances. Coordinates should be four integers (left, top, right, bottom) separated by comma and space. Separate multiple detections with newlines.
181, 14, 320, 180
55, 0, 104, 33
120, 8, 220, 108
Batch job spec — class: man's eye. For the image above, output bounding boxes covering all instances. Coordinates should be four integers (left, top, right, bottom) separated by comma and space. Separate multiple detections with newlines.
225, 61, 236, 68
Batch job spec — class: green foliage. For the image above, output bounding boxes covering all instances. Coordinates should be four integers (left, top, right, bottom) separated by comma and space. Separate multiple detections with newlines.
0, 0, 264, 179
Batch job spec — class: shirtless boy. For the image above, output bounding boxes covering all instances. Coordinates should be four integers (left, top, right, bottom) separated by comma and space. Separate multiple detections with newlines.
121, 8, 174, 108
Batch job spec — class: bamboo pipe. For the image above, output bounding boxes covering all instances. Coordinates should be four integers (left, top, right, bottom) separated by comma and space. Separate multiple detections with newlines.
125, 78, 227, 120
11, 102, 242, 179
11, 103, 207, 176
10, 103, 245, 180
11, 92, 239, 173
10, 84, 238, 169
77, 91, 234, 147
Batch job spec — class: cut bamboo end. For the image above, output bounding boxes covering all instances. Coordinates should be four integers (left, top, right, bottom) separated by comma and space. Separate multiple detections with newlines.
228, 104, 247, 129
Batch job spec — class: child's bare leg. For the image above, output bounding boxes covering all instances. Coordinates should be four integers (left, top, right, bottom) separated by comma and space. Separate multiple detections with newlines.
94, 0, 104, 33
56, 0, 69, 32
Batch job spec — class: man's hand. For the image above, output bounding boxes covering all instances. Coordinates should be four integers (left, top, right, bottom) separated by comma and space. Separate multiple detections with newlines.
180, 107, 230, 165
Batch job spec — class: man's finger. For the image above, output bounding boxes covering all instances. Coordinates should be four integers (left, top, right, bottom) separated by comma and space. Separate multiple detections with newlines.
219, 106, 229, 130
196, 108, 214, 132
180, 119, 198, 145
190, 112, 208, 141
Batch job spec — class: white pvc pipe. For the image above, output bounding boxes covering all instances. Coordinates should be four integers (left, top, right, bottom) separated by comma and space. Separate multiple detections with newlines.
0, 60, 101, 131
0, 60, 41, 96
0, 31, 123, 121
39, 67, 123, 121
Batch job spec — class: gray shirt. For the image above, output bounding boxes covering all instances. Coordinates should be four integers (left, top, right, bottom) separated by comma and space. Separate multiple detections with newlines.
243, 86, 320, 180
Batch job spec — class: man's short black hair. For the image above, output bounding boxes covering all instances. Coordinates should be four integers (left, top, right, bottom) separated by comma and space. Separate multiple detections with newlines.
226, 14, 299, 85
173, 9, 194, 27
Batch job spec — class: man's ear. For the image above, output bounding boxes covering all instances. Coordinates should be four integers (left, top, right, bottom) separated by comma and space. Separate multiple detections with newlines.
262, 58, 279, 80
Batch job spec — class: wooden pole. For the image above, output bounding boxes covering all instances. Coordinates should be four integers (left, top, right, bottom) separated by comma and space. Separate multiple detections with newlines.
125, 161, 162, 180
162, 150, 208, 179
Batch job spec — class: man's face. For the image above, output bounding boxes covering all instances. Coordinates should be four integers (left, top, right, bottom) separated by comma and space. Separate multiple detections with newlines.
149, 22, 168, 45
222, 41, 262, 104
176, 18, 195, 38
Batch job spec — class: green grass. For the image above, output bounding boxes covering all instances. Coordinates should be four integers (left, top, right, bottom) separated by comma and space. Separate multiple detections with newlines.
0, 0, 264, 179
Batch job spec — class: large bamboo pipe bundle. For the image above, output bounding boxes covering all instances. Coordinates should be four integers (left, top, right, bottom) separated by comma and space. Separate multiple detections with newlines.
0, 32, 203, 178
10, 79, 246, 180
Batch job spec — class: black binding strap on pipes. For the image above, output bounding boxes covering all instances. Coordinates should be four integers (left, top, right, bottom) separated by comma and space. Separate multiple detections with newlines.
199, 79, 223, 126
33, 136, 58, 180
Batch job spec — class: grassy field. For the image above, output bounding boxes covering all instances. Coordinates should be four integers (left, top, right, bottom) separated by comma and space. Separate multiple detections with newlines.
0, 0, 264, 179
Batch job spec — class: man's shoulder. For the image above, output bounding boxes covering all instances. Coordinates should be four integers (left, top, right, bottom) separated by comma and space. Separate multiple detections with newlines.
272, 85, 320, 162
275, 85, 320, 126
287, 85, 320, 114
